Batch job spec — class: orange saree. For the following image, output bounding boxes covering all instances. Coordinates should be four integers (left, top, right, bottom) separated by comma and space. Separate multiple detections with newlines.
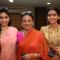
17, 28, 50, 60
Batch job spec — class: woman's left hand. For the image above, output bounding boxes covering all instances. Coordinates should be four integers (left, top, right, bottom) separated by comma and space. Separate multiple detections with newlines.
22, 53, 40, 60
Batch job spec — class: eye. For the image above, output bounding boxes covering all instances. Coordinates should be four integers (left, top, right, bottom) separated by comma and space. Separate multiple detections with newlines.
22, 20, 27, 22
5, 16, 9, 19
53, 14, 57, 16
48, 14, 51, 17
48, 14, 57, 17
28, 20, 32, 22
0, 16, 3, 19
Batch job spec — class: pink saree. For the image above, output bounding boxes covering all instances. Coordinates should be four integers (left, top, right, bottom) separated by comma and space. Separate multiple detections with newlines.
0, 26, 18, 60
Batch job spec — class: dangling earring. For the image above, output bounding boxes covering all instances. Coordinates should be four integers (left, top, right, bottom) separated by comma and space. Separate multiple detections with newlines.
32, 22, 35, 27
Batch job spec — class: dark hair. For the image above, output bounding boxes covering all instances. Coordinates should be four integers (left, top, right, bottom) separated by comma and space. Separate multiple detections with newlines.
48, 7, 59, 15
21, 12, 34, 21
0, 7, 11, 26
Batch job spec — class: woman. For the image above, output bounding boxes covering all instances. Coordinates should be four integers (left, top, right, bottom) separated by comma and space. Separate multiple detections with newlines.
0, 7, 18, 60
17, 12, 50, 60
40, 7, 60, 60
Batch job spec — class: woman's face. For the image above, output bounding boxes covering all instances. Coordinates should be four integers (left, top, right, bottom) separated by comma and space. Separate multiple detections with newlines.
47, 10, 59, 24
21, 15, 34, 30
0, 12, 10, 26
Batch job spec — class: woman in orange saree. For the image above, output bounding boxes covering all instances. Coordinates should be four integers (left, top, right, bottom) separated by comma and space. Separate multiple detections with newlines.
17, 12, 50, 60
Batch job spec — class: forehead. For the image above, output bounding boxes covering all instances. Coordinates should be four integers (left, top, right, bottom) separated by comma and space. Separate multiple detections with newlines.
0, 12, 8, 16
48, 10, 57, 14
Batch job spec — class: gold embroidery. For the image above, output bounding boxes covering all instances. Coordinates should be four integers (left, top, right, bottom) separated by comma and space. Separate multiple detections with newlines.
41, 25, 60, 55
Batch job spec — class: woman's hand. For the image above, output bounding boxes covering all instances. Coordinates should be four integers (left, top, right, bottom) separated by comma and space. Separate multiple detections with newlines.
52, 55, 59, 60
22, 53, 40, 60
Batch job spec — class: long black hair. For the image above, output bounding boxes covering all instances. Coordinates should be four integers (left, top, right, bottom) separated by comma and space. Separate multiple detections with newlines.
0, 24, 1, 34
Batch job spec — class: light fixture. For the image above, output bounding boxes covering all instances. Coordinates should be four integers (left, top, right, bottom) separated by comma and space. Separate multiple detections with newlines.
46, 2, 51, 5
9, 0, 13, 3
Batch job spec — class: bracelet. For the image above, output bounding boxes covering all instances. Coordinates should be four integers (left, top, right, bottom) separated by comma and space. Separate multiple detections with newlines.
34, 54, 43, 60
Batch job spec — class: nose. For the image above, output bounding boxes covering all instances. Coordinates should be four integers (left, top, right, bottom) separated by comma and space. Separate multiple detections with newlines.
26, 21, 29, 24
50, 15, 54, 18
2, 18, 6, 21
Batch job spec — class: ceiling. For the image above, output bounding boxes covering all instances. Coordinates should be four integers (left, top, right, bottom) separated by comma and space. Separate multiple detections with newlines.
0, 0, 60, 9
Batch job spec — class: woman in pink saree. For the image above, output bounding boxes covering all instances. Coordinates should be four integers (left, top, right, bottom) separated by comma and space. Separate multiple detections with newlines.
0, 7, 18, 60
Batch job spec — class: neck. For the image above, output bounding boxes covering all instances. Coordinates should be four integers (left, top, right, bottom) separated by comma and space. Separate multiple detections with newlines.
22, 29, 30, 35
1, 26, 8, 32
22, 28, 33, 36
49, 23, 59, 29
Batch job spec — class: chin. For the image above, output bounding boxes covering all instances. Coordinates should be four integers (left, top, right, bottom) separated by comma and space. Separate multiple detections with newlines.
25, 28, 31, 30
50, 22, 56, 24
1, 24, 8, 26
25, 28, 30, 30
